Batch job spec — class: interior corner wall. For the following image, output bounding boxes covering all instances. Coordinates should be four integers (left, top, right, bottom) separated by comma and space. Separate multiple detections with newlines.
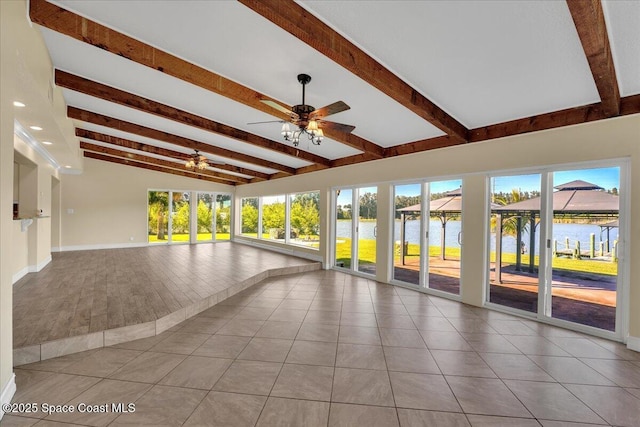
0, 0, 17, 410
59, 158, 234, 249
235, 115, 640, 344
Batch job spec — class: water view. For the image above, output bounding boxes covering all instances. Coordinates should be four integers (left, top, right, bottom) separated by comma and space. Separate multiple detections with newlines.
336, 220, 619, 255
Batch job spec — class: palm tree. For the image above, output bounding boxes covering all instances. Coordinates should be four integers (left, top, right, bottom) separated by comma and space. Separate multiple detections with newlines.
491, 189, 530, 236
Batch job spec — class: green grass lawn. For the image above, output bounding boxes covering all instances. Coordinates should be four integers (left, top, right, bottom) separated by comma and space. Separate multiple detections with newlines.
336, 239, 616, 276
149, 233, 230, 243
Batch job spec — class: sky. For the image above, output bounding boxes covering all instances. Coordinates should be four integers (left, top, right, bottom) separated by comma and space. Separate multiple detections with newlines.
335, 166, 620, 206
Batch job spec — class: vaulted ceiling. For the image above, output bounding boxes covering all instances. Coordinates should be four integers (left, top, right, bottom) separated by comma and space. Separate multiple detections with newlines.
26, 0, 640, 185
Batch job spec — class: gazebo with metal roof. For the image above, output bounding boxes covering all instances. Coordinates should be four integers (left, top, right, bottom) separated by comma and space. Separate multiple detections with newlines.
493, 180, 619, 281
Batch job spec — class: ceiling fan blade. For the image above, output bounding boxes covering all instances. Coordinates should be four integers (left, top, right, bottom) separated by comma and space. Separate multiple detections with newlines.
247, 120, 286, 125
310, 101, 350, 119
319, 120, 355, 134
261, 99, 299, 119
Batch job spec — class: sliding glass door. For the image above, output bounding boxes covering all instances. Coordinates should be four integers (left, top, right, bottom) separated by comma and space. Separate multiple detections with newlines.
150, 190, 231, 244
196, 193, 231, 242
148, 191, 169, 244
392, 179, 462, 295
334, 186, 378, 276
488, 174, 542, 313
548, 167, 620, 331
487, 164, 624, 335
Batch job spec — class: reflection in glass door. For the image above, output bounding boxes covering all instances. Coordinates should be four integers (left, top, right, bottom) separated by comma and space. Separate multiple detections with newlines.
488, 174, 541, 313
549, 167, 620, 331
171, 192, 190, 243
148, 191, 169, 244
357, 187, 377, 275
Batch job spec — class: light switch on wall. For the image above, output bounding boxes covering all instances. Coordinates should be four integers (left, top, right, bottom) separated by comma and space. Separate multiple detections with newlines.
67, 208, 74, 214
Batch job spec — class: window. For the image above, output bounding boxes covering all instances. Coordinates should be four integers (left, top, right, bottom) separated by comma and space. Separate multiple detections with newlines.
262, 195, 286, 241
239, 191, 320, 250
290, 192, 320, 248
196, 192, 232, 242
241, 197, 259, 237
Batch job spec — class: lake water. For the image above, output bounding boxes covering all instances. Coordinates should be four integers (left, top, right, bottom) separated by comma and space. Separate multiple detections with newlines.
336, 220, 619, 255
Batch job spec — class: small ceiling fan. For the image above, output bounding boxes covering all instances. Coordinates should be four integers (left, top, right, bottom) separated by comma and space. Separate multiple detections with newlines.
249, 74, 355, 146
184, 149, 224, 170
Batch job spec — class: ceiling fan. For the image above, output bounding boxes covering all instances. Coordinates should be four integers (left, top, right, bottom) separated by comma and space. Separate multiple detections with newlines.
249, 74, 355, 146
184, 149, 224, 170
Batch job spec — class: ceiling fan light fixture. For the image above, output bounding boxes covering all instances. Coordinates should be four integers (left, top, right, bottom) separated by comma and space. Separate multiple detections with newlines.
281, 122, 292, 138
307, 120, 319, 133
256, 73, 353, 148
185, 149, 208, 171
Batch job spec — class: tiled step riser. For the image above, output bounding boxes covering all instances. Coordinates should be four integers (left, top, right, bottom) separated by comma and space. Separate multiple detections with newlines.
13, 263, 320, 366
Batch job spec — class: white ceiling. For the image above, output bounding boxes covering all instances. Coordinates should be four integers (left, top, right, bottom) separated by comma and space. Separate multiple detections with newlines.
27, 0, 640, 178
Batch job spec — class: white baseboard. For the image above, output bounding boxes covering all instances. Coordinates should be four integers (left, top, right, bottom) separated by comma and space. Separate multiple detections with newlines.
627, 335, 640, 352
0, 373, 16, 420
29, 255, 52, 272
57, 242, 148, 252
12, 267, 29, 284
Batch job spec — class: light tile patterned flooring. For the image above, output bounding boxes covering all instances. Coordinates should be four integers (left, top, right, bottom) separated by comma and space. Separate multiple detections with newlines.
6, 269, 640, 426
12, 244, 317, 348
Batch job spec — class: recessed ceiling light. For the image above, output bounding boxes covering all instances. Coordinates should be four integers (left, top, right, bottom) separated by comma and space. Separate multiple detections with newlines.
30, 125, 43, 131
13, 101, 26, 107
42, 141, 53, 145
64, 165, 72, 169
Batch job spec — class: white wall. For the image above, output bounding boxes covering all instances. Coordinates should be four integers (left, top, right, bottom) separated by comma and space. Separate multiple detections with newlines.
60, 158, 234, 249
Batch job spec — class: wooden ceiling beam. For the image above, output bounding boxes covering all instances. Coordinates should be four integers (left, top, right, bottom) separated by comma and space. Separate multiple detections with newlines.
29, 0, 289, 120
56, 70, 331, 168
619, 93, 640, 116
84, 152, 235, 185
29, 0, 383, 158
68, 107, 296, 175
469, 102, 607, 142
80, 141, 249, 184
75, 129, 271, 181
566, 0, 620, 117
335, 94, 640, 161
239, 0, 469, 143
384, 136, 463, 157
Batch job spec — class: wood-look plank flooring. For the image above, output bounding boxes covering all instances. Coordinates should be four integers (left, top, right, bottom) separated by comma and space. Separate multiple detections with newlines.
13, 243, 317, 348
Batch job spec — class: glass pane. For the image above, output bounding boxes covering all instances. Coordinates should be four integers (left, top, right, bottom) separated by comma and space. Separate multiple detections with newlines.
393, 183, 422, 285
262, 195, 286, 241
550, 167, 619, 331
428, 180, 462, 295
358, 187, 377, 275
241, 197, 259, 237
488, 174, 541, 313
290, 192, 320, 249
216, 194, 231, 241
197, 193, 213, 241
148, 191, 169, 244
171, 192, 190, 242
335, 189, 353, 269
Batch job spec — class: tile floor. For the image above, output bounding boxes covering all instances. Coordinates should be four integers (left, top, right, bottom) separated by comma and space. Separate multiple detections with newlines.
13, 244, 318, 348
5, 269, 640, 426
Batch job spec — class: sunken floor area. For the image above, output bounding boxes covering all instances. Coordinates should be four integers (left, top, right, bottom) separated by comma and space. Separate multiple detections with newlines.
6, 266, 640, 426
12, 243, 319, 363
